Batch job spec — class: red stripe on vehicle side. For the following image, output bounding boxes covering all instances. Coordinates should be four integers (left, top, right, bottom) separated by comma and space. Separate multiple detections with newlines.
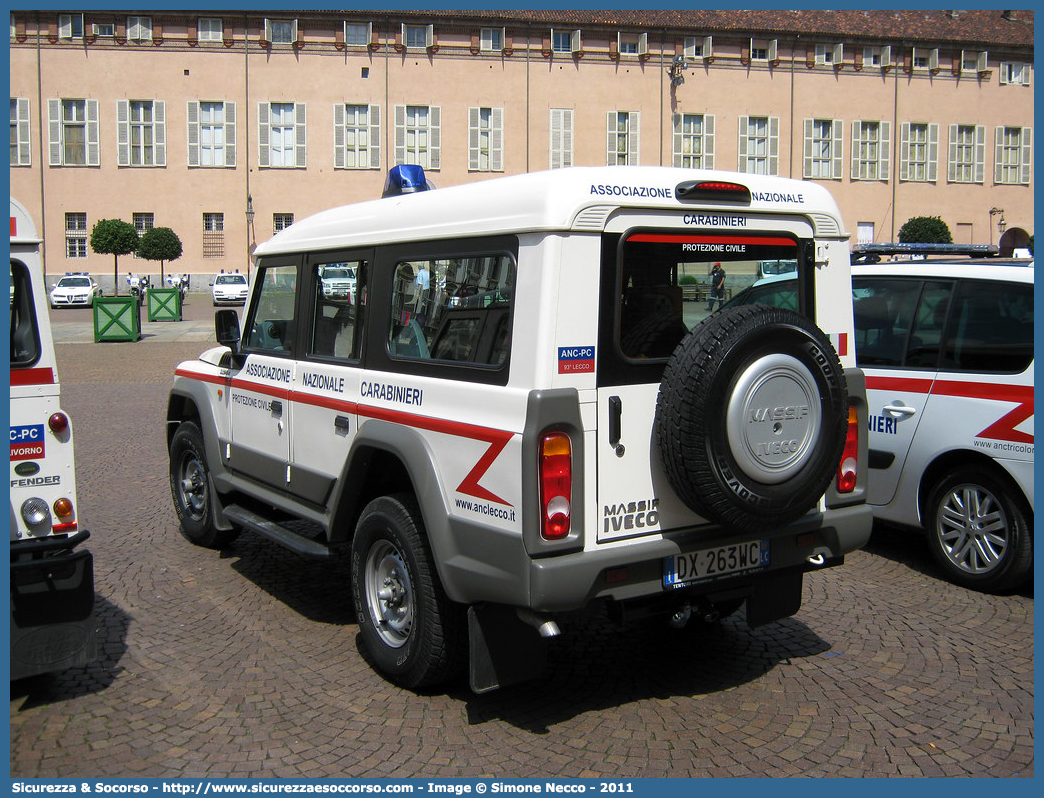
627, 233, 797, 247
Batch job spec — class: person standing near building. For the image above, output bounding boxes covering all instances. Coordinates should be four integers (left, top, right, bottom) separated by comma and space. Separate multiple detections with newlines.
706, 263, 726, 311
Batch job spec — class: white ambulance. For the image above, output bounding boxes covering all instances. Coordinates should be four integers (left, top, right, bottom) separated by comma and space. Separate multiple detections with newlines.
9, 197, 97, 679
168, 166, 872, 692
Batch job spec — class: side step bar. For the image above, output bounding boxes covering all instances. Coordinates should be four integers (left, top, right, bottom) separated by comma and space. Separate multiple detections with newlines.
223, 504, 333, 559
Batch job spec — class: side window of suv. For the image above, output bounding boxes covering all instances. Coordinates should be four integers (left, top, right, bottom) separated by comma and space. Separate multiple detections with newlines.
9, 260, 40, 367
387, 254, 514, 367
310, 258, 367, 361
244, 262, 299, 353
853, 278, 950, 368
941, 279, 1033, 373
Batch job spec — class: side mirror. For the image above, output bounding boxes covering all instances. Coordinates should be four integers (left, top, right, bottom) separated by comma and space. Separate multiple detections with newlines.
215, 309, 241, 352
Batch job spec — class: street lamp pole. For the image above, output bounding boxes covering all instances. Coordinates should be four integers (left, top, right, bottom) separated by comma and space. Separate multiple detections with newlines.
245, 194, 255, 280
988, 207, 1004, 247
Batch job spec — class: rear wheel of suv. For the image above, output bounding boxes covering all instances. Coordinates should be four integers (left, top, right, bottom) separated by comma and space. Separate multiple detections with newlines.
351, 495, 464, 689
655, 305, 848, 532
169, 421, 239, 548
925, 467, 1032, 592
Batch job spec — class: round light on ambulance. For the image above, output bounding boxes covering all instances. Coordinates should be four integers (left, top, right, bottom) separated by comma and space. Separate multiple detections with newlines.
21, 497, 51, 526
53, 498, 74, 519
48, 412, 69, 433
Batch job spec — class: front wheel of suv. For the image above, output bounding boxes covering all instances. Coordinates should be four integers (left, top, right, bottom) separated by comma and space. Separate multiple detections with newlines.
169, 421, 239, 548
351, 494, 464, 689
925, 467, 1032, 592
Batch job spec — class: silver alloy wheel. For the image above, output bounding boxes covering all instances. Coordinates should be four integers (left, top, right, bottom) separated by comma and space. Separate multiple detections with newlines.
934, 482, 1009, 575
364, 540, 415, 648
178, 452, 207, 522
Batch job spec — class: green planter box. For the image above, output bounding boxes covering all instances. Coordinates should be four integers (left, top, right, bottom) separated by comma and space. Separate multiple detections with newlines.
92, 296, 141, 342
147, 287, 182, 321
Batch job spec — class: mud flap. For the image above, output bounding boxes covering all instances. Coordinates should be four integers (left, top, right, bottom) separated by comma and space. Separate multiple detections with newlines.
10, 541, 98, 680
745, 569, 803, 628
468, 603, 548, 694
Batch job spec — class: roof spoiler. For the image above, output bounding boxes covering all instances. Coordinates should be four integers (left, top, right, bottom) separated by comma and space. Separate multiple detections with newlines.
851, 242, 999, 264
382, 164, 433, 198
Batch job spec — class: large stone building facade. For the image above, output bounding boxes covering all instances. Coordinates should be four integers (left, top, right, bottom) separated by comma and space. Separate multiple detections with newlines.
9, 9, 1035, 283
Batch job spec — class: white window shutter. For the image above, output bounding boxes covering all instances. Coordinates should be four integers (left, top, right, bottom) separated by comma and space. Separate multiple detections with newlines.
225, 102, 237, 167
491, 107, 504, 172
767, 39, 777, 61
704, 115, 714, 168
291, 19, 299, 44
117, 99, 130, 166
59, 16, 72, 39
899, 123, 910, 181
369, 104, 381, 169
606, 112, 616, 165
333, 104, 345, 169
995, 126, 1006, 184
86, 100, 100, 166
425, 24, 434, 48
263, 19, 272, 42
832, 119, 844, 179
187, 101, 200, 167
638, 32, 648, 56
1019, 127, 1032, 184
562, 109, 572, 168
850, 121, 861, 179
672, 114, 683, 168
571, 30, 581, 53
927, 123, 939, 182
16, 98, 31, 166
429, 106, 440, 169
153, 100, 166, 166
977, 51, 988, 72
257, 102, 270, 168
468, 107, 480, 170
48, 99, 62, 166
737, 116, 748, 171
947, 124, 958, 182
627, 111, 639, 165
879, 120, 890, 181
802, 119, 813, 178
768, 117, 779, 175
394, 105, 405, 165
480, 28, 493, 50
295, 103, 307, 168
974, 124, 985, 183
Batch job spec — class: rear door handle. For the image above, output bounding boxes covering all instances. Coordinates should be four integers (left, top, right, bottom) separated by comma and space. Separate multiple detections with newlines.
608, 396, 622, 446
883, 403, 916, 417
270, 400, 283, 416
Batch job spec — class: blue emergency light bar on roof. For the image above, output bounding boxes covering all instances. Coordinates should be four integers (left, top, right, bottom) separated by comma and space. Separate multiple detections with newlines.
851, 242, 999, 263
382, 164, 432, 198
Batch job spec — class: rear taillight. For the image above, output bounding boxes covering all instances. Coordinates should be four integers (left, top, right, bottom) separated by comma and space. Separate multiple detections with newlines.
836, 405, 859, 493
48, 412, 69, 434
540, 432, 572, 540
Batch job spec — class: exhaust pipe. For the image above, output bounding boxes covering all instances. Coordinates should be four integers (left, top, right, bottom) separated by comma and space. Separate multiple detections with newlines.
516, 608, 561, 638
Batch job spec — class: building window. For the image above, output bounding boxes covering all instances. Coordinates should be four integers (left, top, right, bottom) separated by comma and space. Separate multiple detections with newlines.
618, 32, 647, 57
10, 97, 30, 166
65, 213, 88, 258
899, 122, 939, 182
851, 120, 890, 181
1000, 62, 1032, 86
48, 98, 99, 167
117, 100, 165, 167
672, 113, 714, 169
259, 102, 306, 168
684, 36, 712, 59
961, 50, 987, 74
815, 43, 843, 66
344, 22, 370, 47
737, 115, 779, 175
127, 15, 152, 42
188, 100, 236, 168
803, 119, 842, 179
394, 105, 440, 170
862, 46, 892, 67
58, 13, 83, 39
274, 213, 294, 233
994, 126, 1032, 185
203, 213, 224, 258
264, 18, 297, 45
467, 107, 504, 172
334, 103, 380, 169
132, 212, 154, 258
403, 24, 432, 50
912, 47, 937, 71
92, 22, 115, 38
198, 17, 222, 42
480, 27, 503, 51
550, 108, 573, 170
947, 124, 985, 183
552, 29, 579, 54
607, 111, 639, 166
750, 38, 775, 62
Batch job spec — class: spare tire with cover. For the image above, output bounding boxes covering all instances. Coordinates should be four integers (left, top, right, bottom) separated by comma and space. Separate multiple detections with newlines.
655, 304, 848, 532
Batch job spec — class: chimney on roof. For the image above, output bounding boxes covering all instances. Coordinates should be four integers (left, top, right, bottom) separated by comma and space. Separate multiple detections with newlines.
1001, 10, 1017, 21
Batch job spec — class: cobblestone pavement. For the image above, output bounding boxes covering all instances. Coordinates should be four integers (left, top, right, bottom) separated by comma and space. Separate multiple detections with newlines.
9, 313, 1034, 779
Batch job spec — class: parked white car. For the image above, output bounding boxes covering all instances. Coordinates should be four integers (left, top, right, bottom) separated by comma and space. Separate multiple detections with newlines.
49, 272, 100, 308
727, 258, 1034, 591
211, 272, 249, 305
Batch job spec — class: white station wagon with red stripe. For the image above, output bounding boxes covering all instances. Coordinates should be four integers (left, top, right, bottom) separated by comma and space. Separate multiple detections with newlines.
167, 166, 872, 691
852, 259, 1033, 591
